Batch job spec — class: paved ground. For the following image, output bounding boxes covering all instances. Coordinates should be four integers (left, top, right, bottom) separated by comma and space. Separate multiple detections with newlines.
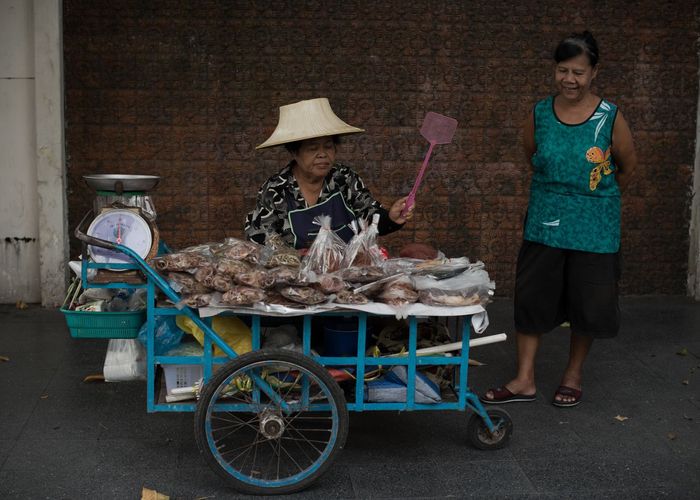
1, 296, 699, 499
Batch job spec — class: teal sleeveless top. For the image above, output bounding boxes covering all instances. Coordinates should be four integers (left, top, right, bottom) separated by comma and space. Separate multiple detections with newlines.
524, 95, 620, 253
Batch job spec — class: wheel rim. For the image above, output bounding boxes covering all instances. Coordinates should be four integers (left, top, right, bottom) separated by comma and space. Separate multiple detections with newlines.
204, 360, 340, 488
476, 411, 509, 445
477, 424, 505, 444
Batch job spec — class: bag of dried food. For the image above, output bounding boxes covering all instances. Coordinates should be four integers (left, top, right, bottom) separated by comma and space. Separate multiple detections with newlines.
412, 261, 495, 306
214, 237, 264, 263
376, 276, 419, 306
260, 231, 302, 268
341, 214, 383, 268
299, 215, 345, 278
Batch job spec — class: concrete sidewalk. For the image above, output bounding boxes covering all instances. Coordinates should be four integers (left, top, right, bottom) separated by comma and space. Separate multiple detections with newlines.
1, 296, 699, 499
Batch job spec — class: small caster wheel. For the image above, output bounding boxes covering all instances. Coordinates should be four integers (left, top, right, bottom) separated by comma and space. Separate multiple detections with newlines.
467, 407, 513, 450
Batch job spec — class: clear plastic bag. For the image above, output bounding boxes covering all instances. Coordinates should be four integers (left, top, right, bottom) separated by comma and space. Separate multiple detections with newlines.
382, 256, 468, 279
167, 272, 211, 294
376, 276, 419, 306
103, 339, 146, 382
151, 251, 211, 272
278, 286, 327, 305
341, 214, 383, 268
214, 237, 264, 263
411, 262, 494, 291
418, 287, 492, 306
221, 286, 267, 306
314, 273, 347, 294
299, 215, 346, 277
412, 262, 496, 307
261, 231, 301, 268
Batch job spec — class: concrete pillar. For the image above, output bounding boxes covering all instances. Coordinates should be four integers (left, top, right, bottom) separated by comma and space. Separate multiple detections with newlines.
688, 42, 700, 300
0, 0, 40, 303
34, 0, 67, 306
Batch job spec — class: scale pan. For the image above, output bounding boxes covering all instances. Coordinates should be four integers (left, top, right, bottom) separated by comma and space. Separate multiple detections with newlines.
83, 174, 160, 192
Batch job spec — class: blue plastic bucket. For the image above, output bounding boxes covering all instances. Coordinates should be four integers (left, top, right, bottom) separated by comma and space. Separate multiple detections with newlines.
323, 319, 370, 357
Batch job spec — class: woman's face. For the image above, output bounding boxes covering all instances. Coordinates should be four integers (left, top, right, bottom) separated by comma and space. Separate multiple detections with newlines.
554, 53, 598, 102
292, 136, 336, 181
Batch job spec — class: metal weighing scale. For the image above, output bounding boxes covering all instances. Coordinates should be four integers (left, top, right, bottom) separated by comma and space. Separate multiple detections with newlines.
83, 174, 161, 283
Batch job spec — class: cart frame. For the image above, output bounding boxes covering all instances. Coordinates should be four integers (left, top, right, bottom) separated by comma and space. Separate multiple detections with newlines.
73, 213, 512, 494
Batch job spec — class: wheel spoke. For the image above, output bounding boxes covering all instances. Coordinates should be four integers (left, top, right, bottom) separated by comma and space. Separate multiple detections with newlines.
286, 430, 316, 467
281, 436, 331, 445
212, 413, 259, 436
285, 422, 324, 455
278, 437, 306, 474
237, 430, 261, 474
276, 435, 282, 480
221, 435, 269, 461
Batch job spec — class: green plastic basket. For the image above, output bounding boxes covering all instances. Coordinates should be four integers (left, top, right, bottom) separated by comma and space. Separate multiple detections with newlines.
61, 308, 146, 339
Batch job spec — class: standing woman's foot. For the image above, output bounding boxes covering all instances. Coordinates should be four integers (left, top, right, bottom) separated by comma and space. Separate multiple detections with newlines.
481, 380, 536, 404
553, 373, 582, 406
552, 385, 582, 407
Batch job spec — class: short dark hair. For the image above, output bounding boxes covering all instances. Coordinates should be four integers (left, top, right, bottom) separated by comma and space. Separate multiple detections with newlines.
284, 135, 341, 154
554, 31, 599, 67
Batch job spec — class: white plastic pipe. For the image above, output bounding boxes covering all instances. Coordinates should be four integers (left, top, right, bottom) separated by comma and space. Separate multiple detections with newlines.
468, 333, 507, 348
170, 386, 197, 395
386, 333, 507, 357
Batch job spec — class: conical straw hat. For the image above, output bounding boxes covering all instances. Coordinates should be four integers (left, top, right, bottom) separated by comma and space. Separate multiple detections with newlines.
256, 97, 364, 149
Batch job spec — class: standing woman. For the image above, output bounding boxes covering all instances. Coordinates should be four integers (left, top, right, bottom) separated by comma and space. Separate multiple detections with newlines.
482, 31, 637, 407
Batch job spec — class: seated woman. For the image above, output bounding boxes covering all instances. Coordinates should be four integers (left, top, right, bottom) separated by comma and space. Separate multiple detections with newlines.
245, 97, 414, 249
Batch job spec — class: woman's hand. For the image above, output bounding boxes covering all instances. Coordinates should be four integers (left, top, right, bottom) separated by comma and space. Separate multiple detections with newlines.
389, 196, 415, 225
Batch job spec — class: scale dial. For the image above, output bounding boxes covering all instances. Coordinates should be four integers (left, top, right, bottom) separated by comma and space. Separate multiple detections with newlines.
87, 209, 154, 265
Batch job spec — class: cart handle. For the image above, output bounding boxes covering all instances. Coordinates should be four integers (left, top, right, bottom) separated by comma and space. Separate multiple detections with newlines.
74, 210, 118, 251
73, 210, 291, 411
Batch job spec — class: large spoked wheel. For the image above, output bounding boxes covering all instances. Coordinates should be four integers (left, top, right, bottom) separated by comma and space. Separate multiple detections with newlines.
194, 349, 349, 495
467, 407, 513, 450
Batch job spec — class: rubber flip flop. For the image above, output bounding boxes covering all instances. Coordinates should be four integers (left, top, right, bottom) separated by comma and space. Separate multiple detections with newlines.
552, 385, 582, 407
480, 386, 536, 404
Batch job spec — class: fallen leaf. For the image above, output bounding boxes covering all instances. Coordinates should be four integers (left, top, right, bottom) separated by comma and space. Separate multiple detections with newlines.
15, 300, 28, 310
676, 348, 689, 356
667, 432, 677, 440
682, 380, 690, 385
83, 374, 105, 383
0, 355, 9, 362
40, 394, 49, 399
141, 487, 170, 500
614, 415, 629, 422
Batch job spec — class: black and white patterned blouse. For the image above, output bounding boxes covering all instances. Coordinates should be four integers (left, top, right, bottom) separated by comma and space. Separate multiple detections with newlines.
244, 161, 402, 246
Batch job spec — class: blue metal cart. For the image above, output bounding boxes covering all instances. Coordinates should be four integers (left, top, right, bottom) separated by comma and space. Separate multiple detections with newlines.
74, 215, 512, 495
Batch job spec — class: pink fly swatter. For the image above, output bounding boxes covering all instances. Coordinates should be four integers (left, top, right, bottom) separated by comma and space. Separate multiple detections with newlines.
401, 111, 458, 217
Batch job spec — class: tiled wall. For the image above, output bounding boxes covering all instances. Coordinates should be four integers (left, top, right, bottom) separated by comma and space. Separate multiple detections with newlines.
63, 0, 699, 295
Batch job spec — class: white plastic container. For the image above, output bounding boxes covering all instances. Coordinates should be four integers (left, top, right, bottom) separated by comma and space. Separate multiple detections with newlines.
163, 364, 202, 396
